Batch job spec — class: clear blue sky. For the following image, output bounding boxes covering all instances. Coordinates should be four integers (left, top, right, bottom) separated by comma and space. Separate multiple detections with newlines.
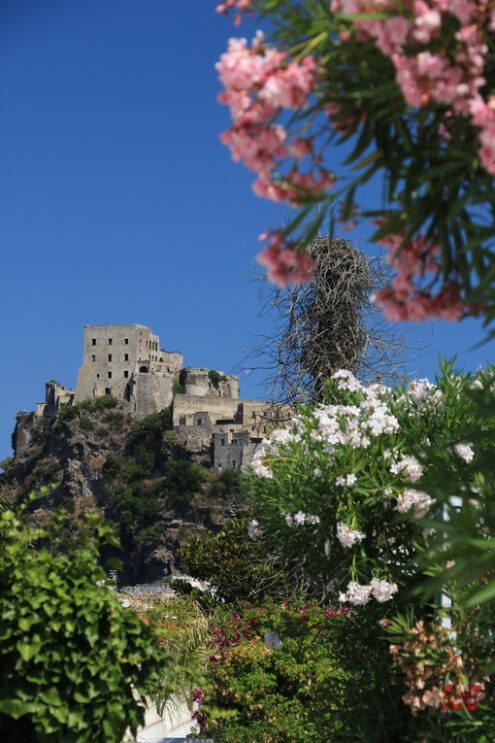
0, 0, 493, 461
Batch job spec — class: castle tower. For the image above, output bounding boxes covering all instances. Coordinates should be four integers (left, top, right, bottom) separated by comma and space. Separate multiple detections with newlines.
74, 324, 183, 418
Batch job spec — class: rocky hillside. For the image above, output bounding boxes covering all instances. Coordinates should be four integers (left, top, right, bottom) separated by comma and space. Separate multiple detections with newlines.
0, 397, 242, 585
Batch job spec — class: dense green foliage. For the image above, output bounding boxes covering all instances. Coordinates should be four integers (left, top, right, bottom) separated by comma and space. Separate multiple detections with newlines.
0, 505, 166, 743
196, 599, 412, 743
179, 517, 287, 603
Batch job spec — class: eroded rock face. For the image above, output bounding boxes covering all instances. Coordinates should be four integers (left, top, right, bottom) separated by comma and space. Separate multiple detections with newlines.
13, 412, 46, 458
2, 406, 230, 586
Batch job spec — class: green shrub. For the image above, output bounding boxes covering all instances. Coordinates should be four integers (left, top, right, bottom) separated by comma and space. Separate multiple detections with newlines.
57, 404, 78, 423
96, 427, 109, 438
94, 395, 118, 410
162, 430, 179, 443
178, 518, 286, 604
60, 495, 75, 513
0, 505, 166, 743
123, 461, 147, 483
103, 411, 125, 426
112, 484, 161, 537
136, 446, 156, 472
163, 460, 203, 508
34, 460, 62, 480
79, 417, 95, 432
102, 453, 123, 480
207, 469, 243, 502
197, 600, 409, 743
77, 399, 94, 412
208, 369, 226, 387
172, 376, 183, 395
127, 407, 172, 446
178, 369, 188, 391
0, 457, 14, 473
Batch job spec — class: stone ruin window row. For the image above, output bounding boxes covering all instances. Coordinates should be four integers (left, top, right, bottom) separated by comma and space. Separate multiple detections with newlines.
91, 337, 129, 346
91, 353, 130, 362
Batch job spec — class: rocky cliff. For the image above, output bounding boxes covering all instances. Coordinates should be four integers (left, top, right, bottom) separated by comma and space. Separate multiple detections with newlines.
1, 398, 241, 585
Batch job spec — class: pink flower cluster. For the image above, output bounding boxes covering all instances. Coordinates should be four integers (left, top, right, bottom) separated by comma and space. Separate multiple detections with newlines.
370, 224, 466, 321
217, 33, 334, 206
216, 0, 252, 26
336, 0, 495, 173
256, 229, 317, 288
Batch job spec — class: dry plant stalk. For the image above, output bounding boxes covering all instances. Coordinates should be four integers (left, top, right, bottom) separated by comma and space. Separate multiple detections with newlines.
254, 236, 418, 404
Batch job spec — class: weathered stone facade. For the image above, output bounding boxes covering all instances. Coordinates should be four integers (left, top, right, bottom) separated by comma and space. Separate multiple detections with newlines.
35, 323, 292, 469
74, 324, 183, 419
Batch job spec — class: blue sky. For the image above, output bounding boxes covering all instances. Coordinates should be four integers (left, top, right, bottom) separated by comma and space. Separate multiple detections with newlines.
0, 0, 493, 461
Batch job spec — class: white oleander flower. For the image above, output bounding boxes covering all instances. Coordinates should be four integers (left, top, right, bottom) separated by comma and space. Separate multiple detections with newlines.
248, 519, 262, 539
337, 523, 365, 549
453, 442, 474, 463
396, 488, 434, 518
339, 581, 372, 606
370, 577, 398, 603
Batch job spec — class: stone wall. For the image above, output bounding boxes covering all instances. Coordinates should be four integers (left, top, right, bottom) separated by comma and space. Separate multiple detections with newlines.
172, 395, 240, 428
181, 367, 238, 399
37, 381, 75, 419
213, 430, 262, 471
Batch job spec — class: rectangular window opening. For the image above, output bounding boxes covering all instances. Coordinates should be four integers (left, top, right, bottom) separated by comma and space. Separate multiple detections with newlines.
124, 338, 129, 344
108, 338, 112, 345
124, 370, 129, 378
92, 339, 96, 346
108, 371, 112, 379
124, 353, 129, 361
91, 355, 96, 362
108, 354, 112, 362
105, 387, 111, 395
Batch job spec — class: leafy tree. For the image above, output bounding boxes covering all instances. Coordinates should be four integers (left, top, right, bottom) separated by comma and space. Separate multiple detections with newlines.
0, 503, 166, 743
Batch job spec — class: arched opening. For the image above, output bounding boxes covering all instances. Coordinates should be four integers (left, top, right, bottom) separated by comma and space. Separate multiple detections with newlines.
139, 366, 149, 373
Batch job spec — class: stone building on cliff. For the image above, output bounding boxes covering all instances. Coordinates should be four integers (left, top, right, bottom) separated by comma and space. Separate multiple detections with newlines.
35, 323, 291, 470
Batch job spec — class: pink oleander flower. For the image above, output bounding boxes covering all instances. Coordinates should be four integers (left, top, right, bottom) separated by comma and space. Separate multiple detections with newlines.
257, 230, 317, 287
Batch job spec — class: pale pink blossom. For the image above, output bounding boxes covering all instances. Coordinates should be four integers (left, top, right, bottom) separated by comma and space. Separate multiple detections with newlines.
453, 442, 474, 462
337, 522, 366, 548
370, 577, 398, 602
396, 488, 435, 517
339, 581, 372, 606
248, 519, 262, 539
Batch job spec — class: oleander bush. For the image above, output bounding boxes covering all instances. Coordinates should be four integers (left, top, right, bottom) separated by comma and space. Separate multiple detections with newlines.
186, 360, 495, 739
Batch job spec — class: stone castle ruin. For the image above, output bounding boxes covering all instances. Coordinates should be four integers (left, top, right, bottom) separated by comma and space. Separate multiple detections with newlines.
35, 324, 291, 470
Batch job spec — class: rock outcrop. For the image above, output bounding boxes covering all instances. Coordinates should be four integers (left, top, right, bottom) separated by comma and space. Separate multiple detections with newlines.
1, 400, 238, 586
